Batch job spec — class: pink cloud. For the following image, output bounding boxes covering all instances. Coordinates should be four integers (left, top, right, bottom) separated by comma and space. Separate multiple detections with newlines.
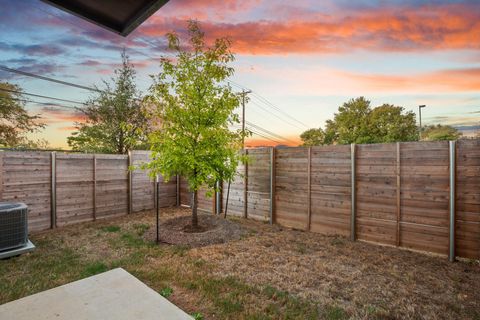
137, 3, 480, 55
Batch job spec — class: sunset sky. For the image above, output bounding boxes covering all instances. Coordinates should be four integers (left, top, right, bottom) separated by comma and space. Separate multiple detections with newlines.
1, 0, 479, 148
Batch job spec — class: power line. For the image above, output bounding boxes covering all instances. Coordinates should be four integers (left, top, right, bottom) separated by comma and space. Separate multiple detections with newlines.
251, 92, 310, 128
0, 87, 87, 106
228, 80, 309, 130
8, 97, 80, 110
249, 100, 305, 130
247, 128, 283, 144
232, 124, 286, 144
0, 65, 100, 93
246, 120, 297, 144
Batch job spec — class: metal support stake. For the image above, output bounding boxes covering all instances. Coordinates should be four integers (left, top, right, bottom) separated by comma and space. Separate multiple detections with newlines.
350, 144, 356, 241
244, 149, 248, 219
156, 175, 160, 244
449, 140, 456, 262
176, 174, 180, 207
216, 180, 222, 215
269, 147, 275, 225
128, 150, 133, 214
93, 155, 97, 221
154, 175, 158, 210
396, 143, 401, 246
50, 151, 56, 229
307, 147, 312, 231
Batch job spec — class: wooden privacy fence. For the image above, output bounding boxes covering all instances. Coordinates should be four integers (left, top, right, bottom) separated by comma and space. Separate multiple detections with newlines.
183, 140, 479, 261
1, 140, 479, 260
0, 150, 177, 233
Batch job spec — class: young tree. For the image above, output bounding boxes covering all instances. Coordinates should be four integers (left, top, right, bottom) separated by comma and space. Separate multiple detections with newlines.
145, 21, 246, 228
67, 51, 149, 154
0, 82, 45, 148
422, 124, 462, 141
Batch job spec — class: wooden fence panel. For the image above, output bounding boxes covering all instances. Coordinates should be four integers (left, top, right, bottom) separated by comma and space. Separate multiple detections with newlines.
179, 176, 192, 207
247, 148, 270, 222
56, 153, 94, 226
310, 145, 351, 236
131, 151, 154, 213
275, 147, 308, 230
158, 175, 177, 208
356, 143, 397, 245
400, 141, 450, 255
0, 152, 52, 232
197, 186, 214, 213
95, 155, 129, 219
222, 161, 245, 217
456, 139, 480, 259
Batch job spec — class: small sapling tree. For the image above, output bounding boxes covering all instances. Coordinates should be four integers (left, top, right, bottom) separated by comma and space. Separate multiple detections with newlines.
145, 21, 247, 229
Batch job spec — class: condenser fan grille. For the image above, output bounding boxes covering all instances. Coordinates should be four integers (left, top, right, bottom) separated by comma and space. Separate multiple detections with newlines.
0, 203, 28, 252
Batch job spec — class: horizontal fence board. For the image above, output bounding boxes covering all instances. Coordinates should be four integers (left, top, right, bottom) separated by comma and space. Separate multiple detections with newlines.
1, 140, 479, 260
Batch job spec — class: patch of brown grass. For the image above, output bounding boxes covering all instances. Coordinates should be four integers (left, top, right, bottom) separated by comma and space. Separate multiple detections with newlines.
1, 207, 479, 320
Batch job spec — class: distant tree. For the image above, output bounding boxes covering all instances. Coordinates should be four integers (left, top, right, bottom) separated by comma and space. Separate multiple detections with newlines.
422, 124, 462, 141
300, 128, 325, 146
328, 97, 372, 144
145, 21, 246, 228
369, 104, 417, 143
0, 82, 45, 148
300, 97, 418, 145
67, 51, 149, 154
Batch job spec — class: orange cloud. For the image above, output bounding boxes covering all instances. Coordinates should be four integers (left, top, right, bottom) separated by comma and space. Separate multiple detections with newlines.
39, 107, 86, 124
139, 3, 480, 55
57, 126, 77, 131
246, 135, 300, 148
344, 67, 480, 93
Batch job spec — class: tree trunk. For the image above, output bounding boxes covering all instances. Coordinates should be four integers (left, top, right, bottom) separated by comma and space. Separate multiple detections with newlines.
192, 189, 198, 228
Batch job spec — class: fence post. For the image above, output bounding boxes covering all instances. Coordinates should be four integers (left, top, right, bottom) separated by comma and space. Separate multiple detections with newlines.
128, 151, 133, 214
50, 151, 56, 229
93, 154, 97, 221
307, 147, 312, 231
350, 144, 356, 241
449, 140, 456, 262
269, 147, 275, 225
396, 143, 401, 246
244, 149, 248, 219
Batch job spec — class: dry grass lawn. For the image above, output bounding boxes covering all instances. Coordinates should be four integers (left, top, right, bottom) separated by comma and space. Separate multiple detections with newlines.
1, 207, 479, 320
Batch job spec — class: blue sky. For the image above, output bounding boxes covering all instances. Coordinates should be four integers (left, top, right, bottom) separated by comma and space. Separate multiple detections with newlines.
1, 0, 479, 147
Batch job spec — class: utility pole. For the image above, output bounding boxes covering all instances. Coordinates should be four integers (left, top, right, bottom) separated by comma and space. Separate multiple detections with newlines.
241, 89, 252, 148
418, 105, 426, 140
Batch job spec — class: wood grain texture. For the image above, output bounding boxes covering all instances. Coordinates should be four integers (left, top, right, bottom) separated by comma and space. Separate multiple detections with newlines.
1, 139, 478, 259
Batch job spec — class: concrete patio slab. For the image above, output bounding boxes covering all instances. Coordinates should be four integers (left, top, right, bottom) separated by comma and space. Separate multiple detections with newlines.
0, 268, 193, 320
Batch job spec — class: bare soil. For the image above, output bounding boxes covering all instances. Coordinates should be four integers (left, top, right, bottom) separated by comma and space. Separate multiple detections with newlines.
145, 210, 248, 247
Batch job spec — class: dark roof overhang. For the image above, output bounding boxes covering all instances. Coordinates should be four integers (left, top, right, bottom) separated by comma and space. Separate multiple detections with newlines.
41, 0, 169, 36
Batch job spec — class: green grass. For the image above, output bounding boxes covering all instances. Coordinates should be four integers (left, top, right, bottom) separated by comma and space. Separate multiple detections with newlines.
133, 223, 150, 236
191, 312, 204, 320
0, 216, 330, 319
159, 286, 173, 298
81, 262, 108, 277
101, 225, 121, 232
323, 305, 348, 320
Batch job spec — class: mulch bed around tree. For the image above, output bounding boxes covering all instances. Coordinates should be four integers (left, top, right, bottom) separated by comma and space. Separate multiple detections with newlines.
145, 212, 248, 248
